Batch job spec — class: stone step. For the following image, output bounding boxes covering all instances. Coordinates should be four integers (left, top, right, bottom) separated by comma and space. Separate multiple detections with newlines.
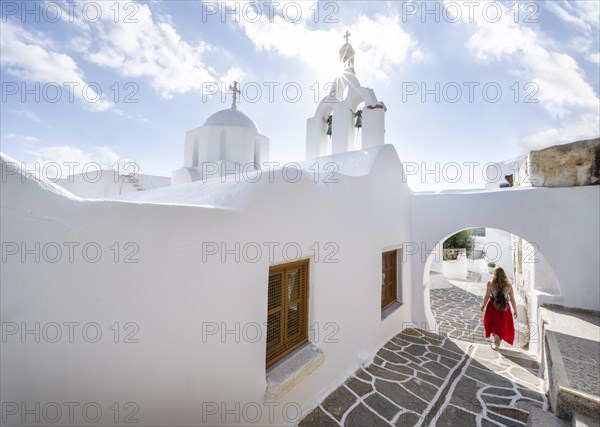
123, 174, 145, 191
541, 306, 600, 426
527, 407, 569, 427
572, 412, 600, 427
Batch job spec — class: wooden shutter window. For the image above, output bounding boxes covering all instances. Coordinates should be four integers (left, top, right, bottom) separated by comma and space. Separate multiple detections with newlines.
381, 250, 398, 310
266, 259, 309, 368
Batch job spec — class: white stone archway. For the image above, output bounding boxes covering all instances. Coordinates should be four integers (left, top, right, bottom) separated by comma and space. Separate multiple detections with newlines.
423, 226, 562, 354
408, 186, 600, 335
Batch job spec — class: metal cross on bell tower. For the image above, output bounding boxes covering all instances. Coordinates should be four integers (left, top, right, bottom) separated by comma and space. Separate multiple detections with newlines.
228, 81, 241, 109
339, 30, 355, 73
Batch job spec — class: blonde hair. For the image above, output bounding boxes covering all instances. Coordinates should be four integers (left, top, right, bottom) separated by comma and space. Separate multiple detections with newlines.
491, 267, 511, 293
490, 267, 511, 310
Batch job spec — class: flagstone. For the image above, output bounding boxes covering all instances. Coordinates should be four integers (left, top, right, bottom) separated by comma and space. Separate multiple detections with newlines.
300, 284, 549, 426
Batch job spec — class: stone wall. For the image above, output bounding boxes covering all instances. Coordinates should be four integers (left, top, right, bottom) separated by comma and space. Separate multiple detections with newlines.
443, 248, 463, 261
524, 138, 600, 187
512, 235, 534, 349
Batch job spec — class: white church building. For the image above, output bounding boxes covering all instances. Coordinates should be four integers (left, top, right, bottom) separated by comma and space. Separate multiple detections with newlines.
172, 81, 270, 185
1, 34, 599, 426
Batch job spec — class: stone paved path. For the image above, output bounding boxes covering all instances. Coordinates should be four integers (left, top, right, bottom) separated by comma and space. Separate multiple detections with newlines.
299, 283, 548, 426
430, 280, 529, 348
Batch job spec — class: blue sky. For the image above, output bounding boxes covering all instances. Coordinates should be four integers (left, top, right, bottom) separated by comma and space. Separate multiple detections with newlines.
1, 0, 599, 190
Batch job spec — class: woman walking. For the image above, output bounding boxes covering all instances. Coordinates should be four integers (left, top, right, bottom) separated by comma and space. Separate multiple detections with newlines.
481, 267, 518, 350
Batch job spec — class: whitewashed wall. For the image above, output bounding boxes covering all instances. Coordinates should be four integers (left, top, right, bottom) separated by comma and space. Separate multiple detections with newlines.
429, 244, 443, 273
1, 146, 413, 427
534, 251, 561, 297
3, 145, 599, 426
485, 228, 515, 280
56, 170, 171, 199
442, 256, 467, 280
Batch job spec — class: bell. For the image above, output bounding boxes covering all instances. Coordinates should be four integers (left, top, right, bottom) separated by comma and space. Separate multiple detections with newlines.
354, 110, 362, 128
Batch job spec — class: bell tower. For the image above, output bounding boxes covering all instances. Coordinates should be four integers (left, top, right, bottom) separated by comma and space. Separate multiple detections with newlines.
306, 32, 386, 159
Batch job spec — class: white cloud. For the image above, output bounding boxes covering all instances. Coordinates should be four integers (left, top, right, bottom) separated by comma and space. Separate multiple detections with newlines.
0, 21, 113, 112
3, 2, 234, 101
466, 18, 536, 61
69, 1, 225, 99
5, 133, 41, 143
214, 0, 421, 82
8, 109, 43, 123
586, 53, 600, 64
563, 35, 593, 56
545, 3, 600, 68
526, 47, 599, 118
219, 67, 245, 86
444, 0, 599, 151
450, 1, 599, 119
519, 113, 599, 150
546, 1, 600, 33
113, 108, 150, 123
25, 145, 122, 177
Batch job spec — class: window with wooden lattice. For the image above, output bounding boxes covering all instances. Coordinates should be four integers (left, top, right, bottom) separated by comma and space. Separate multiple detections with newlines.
266, 259, 309, 368
381, 250, 398, 311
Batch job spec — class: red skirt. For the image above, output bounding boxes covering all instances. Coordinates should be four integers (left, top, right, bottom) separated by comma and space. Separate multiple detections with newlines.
483, 298, 514, 345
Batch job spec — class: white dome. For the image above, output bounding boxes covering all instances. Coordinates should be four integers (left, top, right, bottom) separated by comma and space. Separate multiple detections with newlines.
204, 108, 260, 133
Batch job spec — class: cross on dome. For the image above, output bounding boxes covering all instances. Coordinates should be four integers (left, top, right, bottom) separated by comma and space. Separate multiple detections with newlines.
228, 81, 241, 110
